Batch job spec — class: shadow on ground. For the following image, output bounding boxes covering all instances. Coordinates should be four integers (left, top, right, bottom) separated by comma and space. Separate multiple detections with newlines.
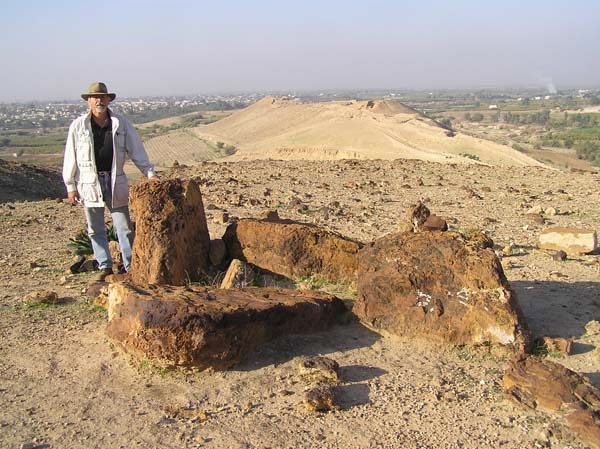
236, 322, 382, 371
512, 280, 600, 339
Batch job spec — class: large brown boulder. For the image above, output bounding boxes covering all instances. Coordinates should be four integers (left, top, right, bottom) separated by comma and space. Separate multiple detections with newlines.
105, 283, 347, 370
129, 179, 210, 285
354, 231, 530, 351
222, 218, 362, 284
504, 355, 600, 449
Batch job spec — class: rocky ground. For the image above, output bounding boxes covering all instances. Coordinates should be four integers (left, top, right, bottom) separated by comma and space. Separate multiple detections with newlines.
1, 159, 599, 449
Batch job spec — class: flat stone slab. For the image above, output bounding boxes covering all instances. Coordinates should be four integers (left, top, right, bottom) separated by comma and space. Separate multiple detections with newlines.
538, 226, 597, 255
504, 355, 600, 449
222, 218, 362, 284
105, 283, 347, 370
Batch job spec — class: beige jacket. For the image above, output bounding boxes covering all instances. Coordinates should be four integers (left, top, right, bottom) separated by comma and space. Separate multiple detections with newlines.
62, 110, 155, 208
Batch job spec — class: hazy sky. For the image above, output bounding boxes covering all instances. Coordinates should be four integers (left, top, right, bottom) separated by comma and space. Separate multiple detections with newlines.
1, 0, 599, 102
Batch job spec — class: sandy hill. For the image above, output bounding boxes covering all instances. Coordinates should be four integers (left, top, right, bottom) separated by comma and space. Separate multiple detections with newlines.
192, 97, 544, 166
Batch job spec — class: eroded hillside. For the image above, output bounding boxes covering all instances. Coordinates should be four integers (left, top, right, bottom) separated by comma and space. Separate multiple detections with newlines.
192, 97, 545, 166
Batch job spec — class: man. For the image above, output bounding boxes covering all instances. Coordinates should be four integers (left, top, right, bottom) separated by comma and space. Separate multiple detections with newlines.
63, 82, 158, 280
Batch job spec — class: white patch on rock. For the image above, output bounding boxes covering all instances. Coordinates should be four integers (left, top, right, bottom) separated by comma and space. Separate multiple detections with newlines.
415, 290, 431, 307
486, 326, 515, 345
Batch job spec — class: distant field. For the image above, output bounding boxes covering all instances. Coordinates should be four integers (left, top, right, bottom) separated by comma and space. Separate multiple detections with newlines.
0, 129, 66, 156
143, 129, 225, 168
0, 111, 232, 169
137, 111, 231, 129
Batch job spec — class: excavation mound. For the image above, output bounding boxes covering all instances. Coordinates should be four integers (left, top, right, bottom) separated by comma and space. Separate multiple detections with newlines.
192, 96, 545, 166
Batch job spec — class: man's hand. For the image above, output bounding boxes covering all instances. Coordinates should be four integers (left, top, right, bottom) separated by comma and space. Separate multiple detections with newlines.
67, 191, 80, 206
149, 175, 160, 182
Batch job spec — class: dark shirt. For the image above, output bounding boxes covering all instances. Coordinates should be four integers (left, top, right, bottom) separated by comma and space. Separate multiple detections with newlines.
91, 113, 113, 172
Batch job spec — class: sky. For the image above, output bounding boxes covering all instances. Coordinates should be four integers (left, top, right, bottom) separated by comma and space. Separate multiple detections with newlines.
1, 0, 599, 102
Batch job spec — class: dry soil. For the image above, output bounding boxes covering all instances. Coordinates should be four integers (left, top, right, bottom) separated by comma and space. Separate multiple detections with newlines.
0, 159, 599, 449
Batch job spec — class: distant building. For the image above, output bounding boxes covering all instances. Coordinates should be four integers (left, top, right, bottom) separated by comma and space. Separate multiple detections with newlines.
488, 104, 498, 110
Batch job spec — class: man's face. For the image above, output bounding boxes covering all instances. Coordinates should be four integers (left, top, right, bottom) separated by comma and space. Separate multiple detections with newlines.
87, 94, 111, 117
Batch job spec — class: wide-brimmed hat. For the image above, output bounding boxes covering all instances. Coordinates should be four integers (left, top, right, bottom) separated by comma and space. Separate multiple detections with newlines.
81, 82, 116, 101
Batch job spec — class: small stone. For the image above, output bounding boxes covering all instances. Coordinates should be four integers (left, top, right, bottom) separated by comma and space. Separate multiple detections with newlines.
421, 214, 448, 232
297, 356, 340, 385
303, 385, 338, 412
78, 259, 98, 273
20, 443, 36, 449
584, 320, 600, 335
23, 290, 60, 305
503, 243, 517, 256
220, 259, 254, 289
538, 336, 573, 355
526, 205, 543, 215
529, 214, 545, 225
504, 355, 600, 449
544, 207, 557, 216
551, 250, 567, 261
261, 210, 279, 221
215, 212, 229, 224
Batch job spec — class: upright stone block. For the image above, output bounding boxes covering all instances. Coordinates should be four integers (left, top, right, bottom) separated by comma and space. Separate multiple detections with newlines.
129, 179, 210, 285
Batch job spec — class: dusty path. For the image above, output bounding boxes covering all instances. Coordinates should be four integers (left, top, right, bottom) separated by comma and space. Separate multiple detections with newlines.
0, 159, 599, 449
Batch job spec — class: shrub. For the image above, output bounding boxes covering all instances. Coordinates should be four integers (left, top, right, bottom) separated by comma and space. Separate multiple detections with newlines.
68, 224, 118, 255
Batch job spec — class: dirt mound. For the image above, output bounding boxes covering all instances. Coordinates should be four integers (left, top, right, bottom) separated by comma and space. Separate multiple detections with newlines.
193, 97, 545, 166
0, 158, 64, 203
